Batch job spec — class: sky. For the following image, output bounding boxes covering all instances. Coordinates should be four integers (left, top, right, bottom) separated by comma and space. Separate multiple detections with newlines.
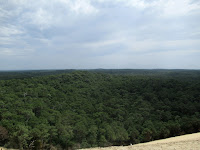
0, 0, 200, 70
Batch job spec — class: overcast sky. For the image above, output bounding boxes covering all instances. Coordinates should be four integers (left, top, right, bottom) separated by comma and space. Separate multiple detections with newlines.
0, 0, 200, 70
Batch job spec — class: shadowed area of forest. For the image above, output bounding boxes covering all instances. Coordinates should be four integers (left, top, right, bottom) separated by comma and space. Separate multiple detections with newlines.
0, 70, 200, 149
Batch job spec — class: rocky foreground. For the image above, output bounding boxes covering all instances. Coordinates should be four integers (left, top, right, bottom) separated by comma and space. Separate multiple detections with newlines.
82, 132, 200, 150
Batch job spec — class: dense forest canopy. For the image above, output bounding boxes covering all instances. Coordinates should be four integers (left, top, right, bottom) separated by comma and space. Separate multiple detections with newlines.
1, 69, 200, 80
0, 70, 200, 149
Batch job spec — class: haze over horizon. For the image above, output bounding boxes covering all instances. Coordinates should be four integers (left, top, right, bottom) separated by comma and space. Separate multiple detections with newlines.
0, 0, 200, 70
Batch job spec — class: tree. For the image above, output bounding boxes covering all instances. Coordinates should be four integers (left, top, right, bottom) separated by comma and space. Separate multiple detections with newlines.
140, 128, 153, 142
128, 127, 139, 144
0, 126, 8, 145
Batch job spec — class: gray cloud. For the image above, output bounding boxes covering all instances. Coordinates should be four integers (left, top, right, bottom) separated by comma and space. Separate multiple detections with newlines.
0, 0, 200, 70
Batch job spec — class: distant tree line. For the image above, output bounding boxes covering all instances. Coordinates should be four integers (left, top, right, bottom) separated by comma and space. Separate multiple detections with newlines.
0, 71, 200, 149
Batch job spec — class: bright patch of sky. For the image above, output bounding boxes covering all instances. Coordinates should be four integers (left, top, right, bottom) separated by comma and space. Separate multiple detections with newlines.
0, 0, 200, 69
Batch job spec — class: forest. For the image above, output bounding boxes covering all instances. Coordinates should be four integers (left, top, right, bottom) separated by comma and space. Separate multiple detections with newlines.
0, 70, 200, 150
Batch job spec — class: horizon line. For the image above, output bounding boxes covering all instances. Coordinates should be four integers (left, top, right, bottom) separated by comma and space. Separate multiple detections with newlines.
0, 68, 200, 72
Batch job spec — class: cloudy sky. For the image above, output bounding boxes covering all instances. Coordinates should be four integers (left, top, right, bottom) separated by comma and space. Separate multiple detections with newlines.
0, 0, 200, 70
